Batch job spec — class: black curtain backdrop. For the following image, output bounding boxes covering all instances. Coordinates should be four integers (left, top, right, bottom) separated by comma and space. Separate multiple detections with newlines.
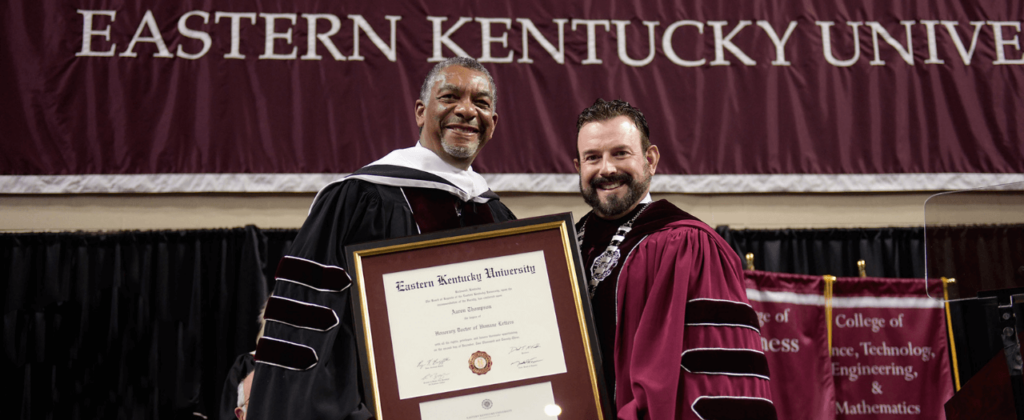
1, 226, 294, 420
715, 226, 926, 278
716, 225, 1024, 292
4, 225, 1021, 419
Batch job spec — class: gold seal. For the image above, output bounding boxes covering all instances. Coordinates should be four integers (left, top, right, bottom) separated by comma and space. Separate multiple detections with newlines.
469, 351, 492, 375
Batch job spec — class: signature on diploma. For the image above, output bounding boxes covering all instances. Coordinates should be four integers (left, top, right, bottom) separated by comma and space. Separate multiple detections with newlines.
417, 357, 450, 369
422, 372, 451, 382
511, 357, 543, 367
509, 343, 541, 354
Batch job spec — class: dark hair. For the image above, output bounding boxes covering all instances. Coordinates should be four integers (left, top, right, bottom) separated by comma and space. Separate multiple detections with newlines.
575, 99, 651, 157
419, 57, 497, 110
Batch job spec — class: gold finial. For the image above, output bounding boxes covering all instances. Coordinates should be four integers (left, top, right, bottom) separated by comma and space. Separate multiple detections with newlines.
857, 260, 867, 278
745, 253, 755, 271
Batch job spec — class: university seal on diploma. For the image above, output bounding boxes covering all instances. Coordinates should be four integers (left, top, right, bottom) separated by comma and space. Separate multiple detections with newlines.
469, 351, 493, 375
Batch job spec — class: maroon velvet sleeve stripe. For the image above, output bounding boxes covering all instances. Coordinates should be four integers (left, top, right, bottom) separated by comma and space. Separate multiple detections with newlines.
692, 396, 778, 420
263, 296, 339, 331
681, 349, 770, 379
275, 256, 351, 291
255, 337, 318, 371
685, 299, 760, 332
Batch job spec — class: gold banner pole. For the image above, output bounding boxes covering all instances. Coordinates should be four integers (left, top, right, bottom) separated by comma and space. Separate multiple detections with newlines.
824, 275, 836, 353
942, 277, 961, 391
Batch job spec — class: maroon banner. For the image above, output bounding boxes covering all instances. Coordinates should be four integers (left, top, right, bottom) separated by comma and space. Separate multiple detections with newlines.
830, 276, 953, 419
745, 271, 836, 420
2, 0, 1023, 192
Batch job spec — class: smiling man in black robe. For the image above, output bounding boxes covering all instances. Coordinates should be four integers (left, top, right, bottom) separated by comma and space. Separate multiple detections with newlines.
248, 57, 515, 420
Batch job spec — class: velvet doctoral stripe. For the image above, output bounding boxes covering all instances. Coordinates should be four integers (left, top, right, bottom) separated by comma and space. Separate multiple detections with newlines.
0, 226, 291, 420
680, 348, 771, 379
685, 299, 761, 332
275, 256, 352, 292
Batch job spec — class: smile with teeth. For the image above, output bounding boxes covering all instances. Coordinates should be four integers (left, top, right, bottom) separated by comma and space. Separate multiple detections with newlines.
590, 173, 633, 192
446, 125, 479, 134
597, 181, 625, 190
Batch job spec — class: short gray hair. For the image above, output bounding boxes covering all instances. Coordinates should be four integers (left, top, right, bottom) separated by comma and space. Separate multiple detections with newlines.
419, 57, 497, 110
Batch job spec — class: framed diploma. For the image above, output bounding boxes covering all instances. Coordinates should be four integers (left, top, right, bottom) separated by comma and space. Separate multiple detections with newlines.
346, 213, 611, 420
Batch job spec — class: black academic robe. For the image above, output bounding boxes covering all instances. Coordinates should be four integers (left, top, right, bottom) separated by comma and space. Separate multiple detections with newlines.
249, 165, 514, 420
219, 352, 255, 420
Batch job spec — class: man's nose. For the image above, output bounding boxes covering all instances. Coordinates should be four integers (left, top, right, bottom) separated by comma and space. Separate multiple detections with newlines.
453, 98, 478, 120
598, 156, 618, 176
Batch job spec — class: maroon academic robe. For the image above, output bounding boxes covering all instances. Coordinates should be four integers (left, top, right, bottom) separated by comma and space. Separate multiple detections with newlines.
579, 201, 776, 420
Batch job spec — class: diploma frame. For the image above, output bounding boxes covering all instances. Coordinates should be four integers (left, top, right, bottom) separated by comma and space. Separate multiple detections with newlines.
346, 213, 611, 420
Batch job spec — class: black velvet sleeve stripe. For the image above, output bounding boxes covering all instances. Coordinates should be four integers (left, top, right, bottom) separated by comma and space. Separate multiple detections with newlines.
254, 337, 319, 371
275, 256, 351, 292
681, 348, 770, 379
263, 296, 339, 332
685, 298, 760, 332
692, 396, 778, 420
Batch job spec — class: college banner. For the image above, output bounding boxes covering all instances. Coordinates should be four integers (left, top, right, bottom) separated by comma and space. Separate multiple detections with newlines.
2, 0, 1023, 193
745, 271, 835, 420
830, 276, 953, 419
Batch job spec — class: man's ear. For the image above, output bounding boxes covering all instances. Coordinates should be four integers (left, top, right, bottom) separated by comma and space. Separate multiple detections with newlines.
414, 99, 426, 128
573, 158, 581, 173
234, 407, 245, 420
645, 145, 660, 174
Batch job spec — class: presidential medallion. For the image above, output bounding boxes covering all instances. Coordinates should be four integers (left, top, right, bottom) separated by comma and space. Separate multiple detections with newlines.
580, 203, 650, 298
591, 248, 620, 282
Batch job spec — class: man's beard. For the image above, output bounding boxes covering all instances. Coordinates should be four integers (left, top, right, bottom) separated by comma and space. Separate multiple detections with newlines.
580, 166, 652, 218
441, 137, 478, 159
440, 117, 481, 159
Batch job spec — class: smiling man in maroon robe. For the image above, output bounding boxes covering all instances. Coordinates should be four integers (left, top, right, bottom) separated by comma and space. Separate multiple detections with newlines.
573, 99, 776, 420
248, 57, 515, 420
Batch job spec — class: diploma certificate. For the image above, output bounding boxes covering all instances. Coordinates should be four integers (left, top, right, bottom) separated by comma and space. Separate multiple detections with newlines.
347, 214, 612, 420
383, 250, 567, 399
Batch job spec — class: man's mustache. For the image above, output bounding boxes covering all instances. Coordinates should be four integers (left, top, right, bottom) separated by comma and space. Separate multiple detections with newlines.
443, 117, 479, 128
589, 173, 634, 189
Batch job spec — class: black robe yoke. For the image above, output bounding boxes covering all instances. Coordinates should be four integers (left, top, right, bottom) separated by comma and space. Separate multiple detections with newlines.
249, 167, 514, 420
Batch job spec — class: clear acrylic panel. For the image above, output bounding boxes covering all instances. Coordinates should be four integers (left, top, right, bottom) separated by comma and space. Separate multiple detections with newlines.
924, 181, 1024, 302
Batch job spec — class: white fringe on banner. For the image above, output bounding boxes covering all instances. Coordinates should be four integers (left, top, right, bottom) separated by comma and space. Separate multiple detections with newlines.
1, 173, 1022, 194
745, 289, 944, 309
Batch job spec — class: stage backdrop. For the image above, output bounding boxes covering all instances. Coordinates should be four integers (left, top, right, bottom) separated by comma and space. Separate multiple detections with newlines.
2, 0, 1023, 193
